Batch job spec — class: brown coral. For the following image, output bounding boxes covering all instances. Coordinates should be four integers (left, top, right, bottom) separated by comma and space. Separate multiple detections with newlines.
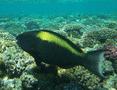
104, 45, 117, 61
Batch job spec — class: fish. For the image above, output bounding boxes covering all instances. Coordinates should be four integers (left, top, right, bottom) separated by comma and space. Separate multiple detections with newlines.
16, 30, 109, 78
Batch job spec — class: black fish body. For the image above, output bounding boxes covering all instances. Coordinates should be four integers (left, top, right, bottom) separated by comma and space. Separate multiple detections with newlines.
36, 40, 83, 68
16, 30, 108, 78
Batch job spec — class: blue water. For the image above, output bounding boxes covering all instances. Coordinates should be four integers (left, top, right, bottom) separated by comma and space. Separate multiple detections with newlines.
0, 0, 117, 16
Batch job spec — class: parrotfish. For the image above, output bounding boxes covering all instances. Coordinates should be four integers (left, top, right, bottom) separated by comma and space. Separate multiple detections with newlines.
16, 30, 109, 78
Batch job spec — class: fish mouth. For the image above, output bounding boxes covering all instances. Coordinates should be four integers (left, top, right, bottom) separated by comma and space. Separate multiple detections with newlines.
16, 34, 26, 50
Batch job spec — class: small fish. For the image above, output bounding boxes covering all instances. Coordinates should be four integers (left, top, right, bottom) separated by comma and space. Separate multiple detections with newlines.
16, 30, 109, 78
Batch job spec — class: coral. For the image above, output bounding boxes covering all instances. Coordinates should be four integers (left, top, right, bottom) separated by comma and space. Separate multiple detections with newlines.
58, 65, 117, 90
25, 21, 40, 30
0, 77, 22, 90
0, 17, 12, 30
1, 21, 25, 36
62, 23, 84, 38
0, 31, 37, 89
55, 30, 68, 37
105, 21, 117, 29
104, 45, 117, 61
0, 32, 34, 77
0, 31, 58, 90
3, 49, 34, 77
20, 72, 38, 89
58, 66, 101, 90
104, 45, 117, 73
81, 16, 105, 26
101, 75, 117, 90
0, 30, 15, 41
80, 28, 117, 48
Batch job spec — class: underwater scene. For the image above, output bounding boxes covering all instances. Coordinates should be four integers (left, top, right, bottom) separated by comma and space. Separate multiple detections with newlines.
0, 0, 117, 90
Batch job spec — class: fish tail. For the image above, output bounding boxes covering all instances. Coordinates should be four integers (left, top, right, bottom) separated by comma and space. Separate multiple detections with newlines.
84, 49, 107, 78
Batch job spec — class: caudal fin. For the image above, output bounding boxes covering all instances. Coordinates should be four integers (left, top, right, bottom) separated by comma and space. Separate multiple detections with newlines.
84, 49, 111, 78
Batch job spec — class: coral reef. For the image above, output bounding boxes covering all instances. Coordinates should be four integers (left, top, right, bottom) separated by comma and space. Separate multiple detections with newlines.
0, 19, 25, 36
25, 21, 40, 30
105, 20, 117, 30
104, 45, 117, 74
0, 14, 117, 90
0, 30, 104, 90
100, 75, 117, 90
20, 72, 38, 89
80, 28, 117, 48
0, 31, 37, 89
0, 31, 34, 77
58, 66, 101, 90
62, 23, 84, 38
104, 45, 117, 61
0, 77, 22, 90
